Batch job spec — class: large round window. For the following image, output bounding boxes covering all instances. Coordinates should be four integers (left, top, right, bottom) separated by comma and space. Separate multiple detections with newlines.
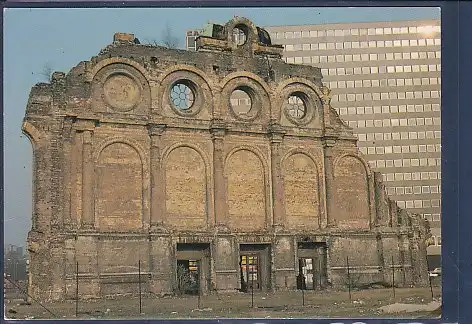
230, 88, 252, 115
283, 90, 316, 125
287, 93, 307, 119
228, 85, 260, 120
170, 81, 195, 111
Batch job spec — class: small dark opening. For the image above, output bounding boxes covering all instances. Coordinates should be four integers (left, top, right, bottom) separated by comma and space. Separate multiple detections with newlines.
176, 243, 209, 251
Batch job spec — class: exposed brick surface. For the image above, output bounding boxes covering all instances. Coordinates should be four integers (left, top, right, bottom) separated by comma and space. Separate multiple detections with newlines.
283, 153, 320, 229
22, 17, 430, 302
227, 149, 266, 231
333, 155, 370, 229
165, 146, 207, 229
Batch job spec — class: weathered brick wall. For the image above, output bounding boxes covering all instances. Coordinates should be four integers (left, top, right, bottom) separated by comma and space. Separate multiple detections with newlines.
272, 237, 296, 289
21, 16, 430, 301
328, 235, 385, 287
333, 155, 370, 229
99, 238, 149, 273
283, 153, 320, 229
165, 146, 207, 230
226, 149, 266, 231
96, 142, 143, 231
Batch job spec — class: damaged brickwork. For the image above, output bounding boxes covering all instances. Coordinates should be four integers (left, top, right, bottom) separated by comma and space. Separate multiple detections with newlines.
22, 17, 431, 302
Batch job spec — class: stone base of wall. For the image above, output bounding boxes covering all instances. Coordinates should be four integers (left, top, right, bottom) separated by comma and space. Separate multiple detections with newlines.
27, 230, 429, 301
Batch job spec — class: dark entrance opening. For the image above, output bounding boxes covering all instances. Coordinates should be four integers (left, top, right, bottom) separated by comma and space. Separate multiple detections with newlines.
176, 259, 200, 295
297, 242, 327, 290
239, 244, 271, 293
176, 243, 210, 295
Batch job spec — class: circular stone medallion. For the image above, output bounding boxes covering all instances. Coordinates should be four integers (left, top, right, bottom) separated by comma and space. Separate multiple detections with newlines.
103, 74, 140, 111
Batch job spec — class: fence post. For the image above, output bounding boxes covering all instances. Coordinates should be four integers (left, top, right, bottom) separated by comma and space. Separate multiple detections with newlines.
197, 260, 201, 309
346, 256, 352, 301
76, 261, 79, 318
426, 258, 434, 300
391, 256, 396, 299
251, 271, 254, 308
319, 258, 322, 289
138, 260, 142, 314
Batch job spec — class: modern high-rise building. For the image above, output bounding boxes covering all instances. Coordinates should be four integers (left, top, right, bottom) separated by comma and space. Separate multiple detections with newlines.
186, 19, 441, 266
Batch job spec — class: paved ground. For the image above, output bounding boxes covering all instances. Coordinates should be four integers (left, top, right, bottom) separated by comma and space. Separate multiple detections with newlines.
5, 287, 441, 320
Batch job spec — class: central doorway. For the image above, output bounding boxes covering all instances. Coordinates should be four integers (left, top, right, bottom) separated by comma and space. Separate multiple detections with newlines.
239, 244, 271, 293
297, 242, 327, 290
175, 243, 210, 295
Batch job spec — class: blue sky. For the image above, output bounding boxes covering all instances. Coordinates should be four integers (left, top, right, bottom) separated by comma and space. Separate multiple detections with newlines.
3, 7, 440, 247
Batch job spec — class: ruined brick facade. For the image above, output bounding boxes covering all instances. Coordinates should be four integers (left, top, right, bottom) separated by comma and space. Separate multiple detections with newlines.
22, 17, 430, 301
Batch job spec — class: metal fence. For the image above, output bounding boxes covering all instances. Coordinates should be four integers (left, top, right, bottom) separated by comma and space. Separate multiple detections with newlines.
4, 259, 440, 319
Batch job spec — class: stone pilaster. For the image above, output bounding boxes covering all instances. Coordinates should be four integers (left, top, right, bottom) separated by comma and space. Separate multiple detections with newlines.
321, 86, 332, 130
322, 138, 336, 227
62, 116, 75, 230
269, 122, 286, 231
82, 131, 94, 229
389, 199, 399, 228
410, 219, 430, 286
373, 172, 389, 226
210, 120, 228, 232
75, 119, 96, 230
148, 124, 167, 231
367, 173, 376, 230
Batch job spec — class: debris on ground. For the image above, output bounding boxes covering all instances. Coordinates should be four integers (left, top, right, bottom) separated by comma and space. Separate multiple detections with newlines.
5, 287, 442, 319
379, 301, 440, 313
192, 308, 213, 312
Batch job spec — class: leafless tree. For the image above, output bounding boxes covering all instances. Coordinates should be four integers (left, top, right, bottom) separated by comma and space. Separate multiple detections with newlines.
39, 63, 54, 82
161, 23, 179, 49
144, 38, 160, 47
176, 264, 193, 295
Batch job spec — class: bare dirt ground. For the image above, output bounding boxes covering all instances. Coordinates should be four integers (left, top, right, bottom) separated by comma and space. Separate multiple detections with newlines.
5, 286, 441, 320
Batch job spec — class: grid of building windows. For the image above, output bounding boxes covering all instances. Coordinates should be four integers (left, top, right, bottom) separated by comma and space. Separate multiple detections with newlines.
185, 19, 441, 260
